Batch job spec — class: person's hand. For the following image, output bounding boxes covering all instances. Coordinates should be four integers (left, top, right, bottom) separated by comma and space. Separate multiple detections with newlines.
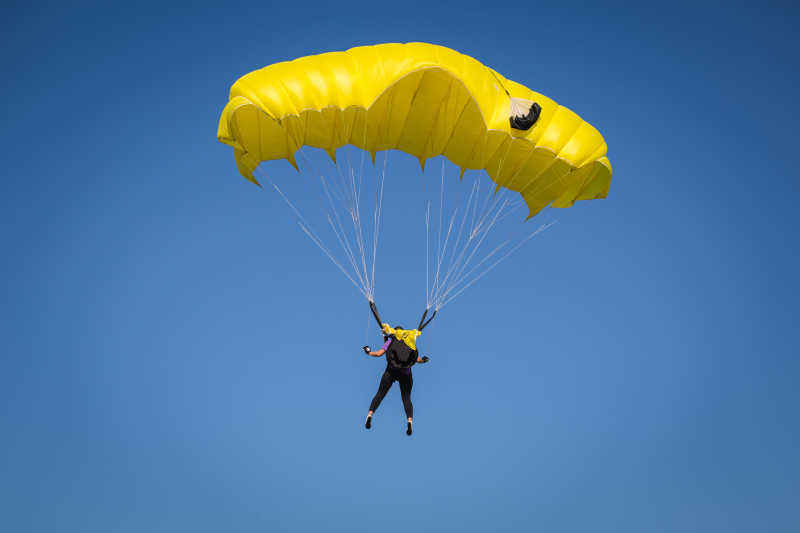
420, 356, 430, 363
363, 346, 371, 354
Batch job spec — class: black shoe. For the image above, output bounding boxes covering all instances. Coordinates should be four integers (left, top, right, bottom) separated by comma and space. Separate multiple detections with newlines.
406, 422, 412, 436
365, 416, 372, 429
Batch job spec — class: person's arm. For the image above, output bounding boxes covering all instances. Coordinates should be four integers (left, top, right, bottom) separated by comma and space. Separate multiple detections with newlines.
416, 355, 430, 363
363, 338, 392, 357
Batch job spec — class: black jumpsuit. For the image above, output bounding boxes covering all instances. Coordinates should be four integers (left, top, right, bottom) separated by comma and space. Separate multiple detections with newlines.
368, 338, 415, 418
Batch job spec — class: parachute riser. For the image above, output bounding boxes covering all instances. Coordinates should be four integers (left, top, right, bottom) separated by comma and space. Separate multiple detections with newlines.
417, 308, 437, 331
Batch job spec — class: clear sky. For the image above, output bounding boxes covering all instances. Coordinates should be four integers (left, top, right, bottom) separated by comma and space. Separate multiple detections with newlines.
2, 2, 798, 532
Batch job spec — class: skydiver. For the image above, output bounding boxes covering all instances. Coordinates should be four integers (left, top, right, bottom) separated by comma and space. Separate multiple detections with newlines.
362, 301, 435, 436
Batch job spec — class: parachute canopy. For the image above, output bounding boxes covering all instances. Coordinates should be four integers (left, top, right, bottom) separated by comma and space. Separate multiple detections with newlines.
217, 42, 612, 218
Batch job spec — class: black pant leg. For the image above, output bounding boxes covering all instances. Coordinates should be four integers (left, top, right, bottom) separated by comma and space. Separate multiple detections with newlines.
398, 371, 414, 419
369, 370, 394, 412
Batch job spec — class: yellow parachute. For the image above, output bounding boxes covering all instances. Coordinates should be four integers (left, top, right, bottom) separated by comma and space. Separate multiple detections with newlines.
217, 42, 611, 218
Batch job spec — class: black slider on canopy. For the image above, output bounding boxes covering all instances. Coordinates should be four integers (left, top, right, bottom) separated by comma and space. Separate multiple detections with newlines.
509, 98, 542, 130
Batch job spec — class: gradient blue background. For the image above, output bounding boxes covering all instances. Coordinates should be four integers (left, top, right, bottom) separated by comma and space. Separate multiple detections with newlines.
2, 2, 798, 532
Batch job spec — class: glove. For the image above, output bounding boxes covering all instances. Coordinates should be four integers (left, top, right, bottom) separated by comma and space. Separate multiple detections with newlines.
420, 356, 430, 363
363, 346, 371, 354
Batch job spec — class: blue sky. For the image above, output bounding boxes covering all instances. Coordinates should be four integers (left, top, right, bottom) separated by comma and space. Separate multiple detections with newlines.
2, 1, 798, 532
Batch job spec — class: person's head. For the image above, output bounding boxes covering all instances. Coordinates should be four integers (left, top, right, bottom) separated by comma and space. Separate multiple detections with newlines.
394, 325, 404, 330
